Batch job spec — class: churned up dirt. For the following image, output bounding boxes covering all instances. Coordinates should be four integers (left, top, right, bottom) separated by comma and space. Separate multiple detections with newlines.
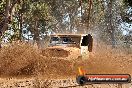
0, 42, 75, 78
41, 48, 70, 58
0, 42, 132, 76
75, 44, 132, 75
0, 42, 132, 87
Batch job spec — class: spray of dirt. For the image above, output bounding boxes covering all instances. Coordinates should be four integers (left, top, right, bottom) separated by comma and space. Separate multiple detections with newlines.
75, 42, 132, 75
0, 42, 75, 78
41, 48, 70, 57
0, 42, 131, 79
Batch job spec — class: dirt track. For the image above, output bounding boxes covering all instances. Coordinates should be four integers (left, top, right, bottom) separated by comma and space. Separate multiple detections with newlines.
0, 78, 132, 88
0, 42, 132, 87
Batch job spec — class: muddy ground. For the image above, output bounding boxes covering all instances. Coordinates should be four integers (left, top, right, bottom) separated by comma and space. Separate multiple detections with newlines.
0, 42, 132, 88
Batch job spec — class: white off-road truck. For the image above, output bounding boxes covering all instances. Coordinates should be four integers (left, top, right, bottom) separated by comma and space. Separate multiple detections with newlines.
45, 34, 93, 60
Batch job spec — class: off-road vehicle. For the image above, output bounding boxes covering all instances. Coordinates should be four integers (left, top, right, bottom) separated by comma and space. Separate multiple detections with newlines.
44, 34, 93, 60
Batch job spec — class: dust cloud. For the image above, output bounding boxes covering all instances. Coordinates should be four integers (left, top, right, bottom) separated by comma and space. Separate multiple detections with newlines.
0, 42, 131, 79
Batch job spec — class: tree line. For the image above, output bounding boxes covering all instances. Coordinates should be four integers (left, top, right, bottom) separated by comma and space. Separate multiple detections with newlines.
0, 0, 131, 48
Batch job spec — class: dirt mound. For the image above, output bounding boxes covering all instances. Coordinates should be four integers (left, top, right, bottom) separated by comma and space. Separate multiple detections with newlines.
0, 42, 75, 77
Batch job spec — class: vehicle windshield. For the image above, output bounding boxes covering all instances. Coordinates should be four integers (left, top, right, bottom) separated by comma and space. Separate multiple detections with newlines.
50, 36, 76, 45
